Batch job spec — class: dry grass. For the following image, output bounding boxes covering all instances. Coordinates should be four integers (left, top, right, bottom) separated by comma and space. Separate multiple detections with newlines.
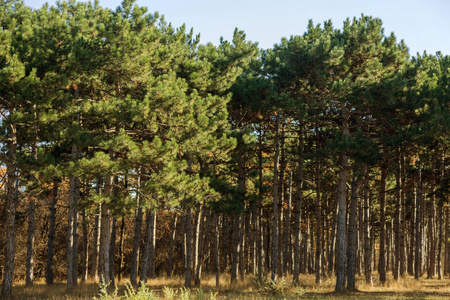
5, 273, 450, 299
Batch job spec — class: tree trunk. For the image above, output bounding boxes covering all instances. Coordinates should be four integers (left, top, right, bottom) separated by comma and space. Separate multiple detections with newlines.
315, 159, 322, 285
271, 114, 281, 283
195, 208, 206, 285
427, 158, 437, 279
400, 154, 406, 276
257, 125, 264, 276
347, 165, 366, 290
67, 144, 81, 292
81, 208, 89, 282
363, 168, 372, 285
118, 217, 125, 282
91, 206, 100, 281
284, 166, 293, 276
185, 208, 193, 288
167, 212, 178, 278
26, 198, 36, 286
149, 212, 156, 279
379, 162, 388, 284
109, 217, 117, 290
99, 173, 112, 293
294, 123, 304, 283
394, 154, 401, 281
231, 214, 241, 283
415, 161, 422, 279
214, 213, 220, 287
1, 123, 18, 298
130, 171, 143, 286
335, 103, 349, 293
46, 179, 59, 285
445, 206, 449, 276
140, 210, 155, 284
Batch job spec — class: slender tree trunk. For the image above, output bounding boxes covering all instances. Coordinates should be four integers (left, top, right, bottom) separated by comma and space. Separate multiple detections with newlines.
46, 179, 59, 285
335, 103, 349, 293
445, 206, 449, 276
109, 217, 117, 290
240, 210, 247, 280
231, 214, 241, 283
130, 170, 144, 287
167, 212, 178, 278
1, 123, 18, 299
409, 185, 415, 276
347, 165, 366, 290
315, 159, 322, 284
91, 206, 100, 281
415, 161, 422, 279
329, 196, 337, 276
257, 125, 264, 276
400, 154, 406, 276
118, 217, 125, 282
284, 166, 293, 276
223, 215, 228, 273
271, 114, 281, 283
427, 157, 437, 279
363, 168, 372, 285
204, 210, 211, 274
99, 174, 112, 293
293, 123, 304, 284
394, 154, 401, 281
185, 208, 193, 288
379, 162, 388, 284
81, 208, 89, 282
214, 213, 220, 287
193, 210, 201, 280
67, 144, 81, 292
195, 208, 206, 285
149, 212, 157, 279
140, 210, 155, 284
26, 197, 36, 287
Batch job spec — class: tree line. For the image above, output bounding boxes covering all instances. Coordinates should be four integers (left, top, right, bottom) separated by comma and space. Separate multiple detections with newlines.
0, 0, 449, 297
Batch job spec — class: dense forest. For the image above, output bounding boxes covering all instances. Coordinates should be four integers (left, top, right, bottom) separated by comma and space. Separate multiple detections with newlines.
0, 0, 449, 298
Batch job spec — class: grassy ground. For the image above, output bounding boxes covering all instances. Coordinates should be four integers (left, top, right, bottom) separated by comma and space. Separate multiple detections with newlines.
6, 273, 450, 299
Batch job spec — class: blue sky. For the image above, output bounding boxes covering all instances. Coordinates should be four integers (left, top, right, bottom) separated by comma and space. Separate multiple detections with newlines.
24, 0, 450, 56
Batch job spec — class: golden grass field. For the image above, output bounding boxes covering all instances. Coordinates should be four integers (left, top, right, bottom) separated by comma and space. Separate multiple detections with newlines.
6, 273, 450, 299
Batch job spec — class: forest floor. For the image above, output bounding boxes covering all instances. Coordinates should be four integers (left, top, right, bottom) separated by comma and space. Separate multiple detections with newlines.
6, 273, 450, 299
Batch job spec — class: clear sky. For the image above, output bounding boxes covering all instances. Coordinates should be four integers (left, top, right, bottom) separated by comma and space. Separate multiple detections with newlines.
24, 0, 450, 56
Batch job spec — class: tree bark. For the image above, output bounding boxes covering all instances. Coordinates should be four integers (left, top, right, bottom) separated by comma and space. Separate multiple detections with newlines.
46, 179, 59, 285
315, 159, 322, 285
130, 170, 144, 287
415, 161, 422, 279
347, 165, 366, 290
195, 208, 206, 285
99, 173, 112, 293
363, 168, 372, 285
231, 214, 241, 283
214, 213, 220, 287
118, 217, 125, 282
379, 161, 388, 284
167, 212, 178, 278
140, 210, 155, 284
67, 144, 81, 292
185, 208, 193, 288
294, 123, 304, 283
284, 166, 293, 276
26, 197, 36, 286
81, 208, 89, 282
271, 113, 281, 283
335, 102, 349, 293
109, 217, 117, 290
1, 123, 18, 298
394, 154, 401, 281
